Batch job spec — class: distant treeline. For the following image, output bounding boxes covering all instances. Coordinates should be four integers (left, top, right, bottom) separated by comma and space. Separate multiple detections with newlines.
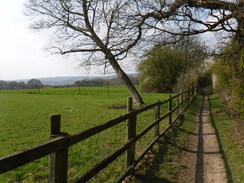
0, 76, 138, 90
0, 79, 44, 90
0, 80, 29, 90
73, 76, 138, 87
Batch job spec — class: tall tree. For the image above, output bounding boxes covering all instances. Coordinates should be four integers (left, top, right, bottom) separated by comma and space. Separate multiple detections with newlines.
211, 41, 244, 117
27, 79, 43, 89
25, 0, 145, 105
25, 0, 243, 105
138, 46, 189, 92
138, 36, 207, 93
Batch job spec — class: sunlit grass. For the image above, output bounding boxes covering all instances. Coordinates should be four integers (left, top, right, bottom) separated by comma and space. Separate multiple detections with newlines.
0, 86, 172, 182
208, 93, 244, 183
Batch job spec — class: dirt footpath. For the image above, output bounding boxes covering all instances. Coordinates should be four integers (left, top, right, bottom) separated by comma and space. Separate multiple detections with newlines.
177, 95, 227, 183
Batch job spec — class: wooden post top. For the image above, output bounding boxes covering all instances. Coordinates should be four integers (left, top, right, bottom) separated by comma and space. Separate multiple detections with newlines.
127, 97, 133, 112
50, 114, 61, 135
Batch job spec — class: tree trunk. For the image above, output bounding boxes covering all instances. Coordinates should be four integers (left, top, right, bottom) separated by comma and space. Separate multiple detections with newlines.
107, 55, 144, 105
226, 0, 244, 48
236, 18, 244, 48
81, 2, 144, 105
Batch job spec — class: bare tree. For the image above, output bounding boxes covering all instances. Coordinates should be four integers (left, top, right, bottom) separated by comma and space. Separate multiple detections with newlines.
27, 79, 43, 93
25, 0, 243, 105
25, 0, 145, 105
27, 79, 43, 88
132, 0, 243, 87
134, 0, 243, 46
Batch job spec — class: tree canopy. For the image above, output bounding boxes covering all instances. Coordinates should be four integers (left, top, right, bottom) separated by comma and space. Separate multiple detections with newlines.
25, 0, 243, 105
133, 0, 243, 46
138, 36, 207, 93
27, 79, 43, 89
138, 46, 188, 92
211, 41, 244, 117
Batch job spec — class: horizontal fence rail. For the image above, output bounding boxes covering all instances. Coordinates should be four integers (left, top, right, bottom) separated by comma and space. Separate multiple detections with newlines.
0, 87, 196, 183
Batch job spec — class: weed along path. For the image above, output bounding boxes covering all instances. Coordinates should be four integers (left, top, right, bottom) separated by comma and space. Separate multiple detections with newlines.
177, 94, 227, 183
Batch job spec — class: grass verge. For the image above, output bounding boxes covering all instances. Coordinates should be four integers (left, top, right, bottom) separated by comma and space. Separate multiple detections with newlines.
208, 93, 244, 183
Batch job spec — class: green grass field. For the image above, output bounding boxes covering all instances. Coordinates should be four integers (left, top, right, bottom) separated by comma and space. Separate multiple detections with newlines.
0, 86, 172, 182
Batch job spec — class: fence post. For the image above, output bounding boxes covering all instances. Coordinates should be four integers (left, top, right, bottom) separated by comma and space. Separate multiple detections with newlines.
126, 97, 136, 168
49, 114, 69, 183
168, 95, 172, 125
176, 94, 180, 115
155, 101, 160, 138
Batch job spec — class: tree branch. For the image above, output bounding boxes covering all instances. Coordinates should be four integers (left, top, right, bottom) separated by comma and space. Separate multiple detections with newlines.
60, 48, 102, 55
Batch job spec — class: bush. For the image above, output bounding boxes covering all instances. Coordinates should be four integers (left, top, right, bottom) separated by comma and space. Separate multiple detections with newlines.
211, 41, 244, 118
138, 46, 189, 93
173, 69, 199, 92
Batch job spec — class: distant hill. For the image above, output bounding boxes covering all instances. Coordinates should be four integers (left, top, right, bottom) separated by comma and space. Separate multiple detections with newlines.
16, 74, 138, 86
16, 76, 110, 86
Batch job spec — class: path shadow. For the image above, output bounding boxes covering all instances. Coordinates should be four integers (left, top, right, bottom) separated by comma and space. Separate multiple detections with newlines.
162, 92, 233, 183
178, 128, 199, 136
194, 91, 233, 183
195, 94, 204, 183
207, 93, 234, 183
163, 141, 220, 155
132, 118, 184, 183
133, 173, 173, 183
132, 91, 233, 183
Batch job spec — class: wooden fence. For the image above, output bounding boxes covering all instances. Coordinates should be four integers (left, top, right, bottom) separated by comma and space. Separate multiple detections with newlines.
0, 87, 196, 183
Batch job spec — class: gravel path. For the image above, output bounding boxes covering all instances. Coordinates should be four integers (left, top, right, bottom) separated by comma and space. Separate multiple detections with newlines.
177, 95, 227, 183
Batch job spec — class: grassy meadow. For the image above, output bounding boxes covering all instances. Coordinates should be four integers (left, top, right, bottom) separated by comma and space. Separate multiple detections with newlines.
0, 86, 172, 182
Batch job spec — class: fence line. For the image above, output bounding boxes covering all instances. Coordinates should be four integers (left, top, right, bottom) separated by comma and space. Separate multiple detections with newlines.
0, 87, 196, 183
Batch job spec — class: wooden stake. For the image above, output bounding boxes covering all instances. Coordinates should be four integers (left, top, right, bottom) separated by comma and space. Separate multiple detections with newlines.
49, 114, 68, 183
